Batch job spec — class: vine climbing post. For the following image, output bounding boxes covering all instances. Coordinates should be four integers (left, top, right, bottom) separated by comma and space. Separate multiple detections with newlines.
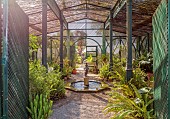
42, 0, 47, 68
109, 11, 113, 71
126, 0, 133, 82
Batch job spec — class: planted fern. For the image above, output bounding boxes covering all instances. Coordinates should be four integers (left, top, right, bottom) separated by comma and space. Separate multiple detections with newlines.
104, 84, 155, 119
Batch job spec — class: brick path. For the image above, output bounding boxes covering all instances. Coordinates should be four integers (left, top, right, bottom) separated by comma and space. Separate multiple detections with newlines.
49, 69, 112, 119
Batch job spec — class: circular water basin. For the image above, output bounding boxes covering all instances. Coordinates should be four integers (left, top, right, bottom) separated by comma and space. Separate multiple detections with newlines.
71, 80, 102, 91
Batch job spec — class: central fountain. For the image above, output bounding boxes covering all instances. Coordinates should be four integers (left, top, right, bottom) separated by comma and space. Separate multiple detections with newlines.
65, 63, 109, 92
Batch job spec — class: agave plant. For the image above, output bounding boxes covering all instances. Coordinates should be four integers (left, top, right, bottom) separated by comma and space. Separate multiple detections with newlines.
104, 84, 154, 119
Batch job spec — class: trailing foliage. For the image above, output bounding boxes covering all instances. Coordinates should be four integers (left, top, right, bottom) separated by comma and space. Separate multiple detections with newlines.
104, 84, 154, 119
29, 60, 65, 99
27, 94, 53, 119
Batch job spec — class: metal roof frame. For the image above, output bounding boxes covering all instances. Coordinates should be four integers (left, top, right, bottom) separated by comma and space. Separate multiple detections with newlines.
16, 0, 161, 36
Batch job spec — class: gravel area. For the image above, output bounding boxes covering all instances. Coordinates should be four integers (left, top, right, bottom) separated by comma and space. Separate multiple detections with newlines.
49, 91, 111, 119
49, 69, 112, 119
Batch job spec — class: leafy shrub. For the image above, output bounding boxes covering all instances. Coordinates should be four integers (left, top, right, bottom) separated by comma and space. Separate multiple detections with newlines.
99, 64, 110, 79
62, 58, 73, 77
99, 57, 126, 82
112, 64, 126, 84
130, 68, 147, 89
98, 54, 109, 65
104, 84, 154, 119
27, 94, 53, 119
29, 60, 65, 99
133, 53, 153, 73
86, 54, 93, 63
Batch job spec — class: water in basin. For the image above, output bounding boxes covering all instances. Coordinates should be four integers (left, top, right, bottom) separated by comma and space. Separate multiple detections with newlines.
71, 80, 101, 91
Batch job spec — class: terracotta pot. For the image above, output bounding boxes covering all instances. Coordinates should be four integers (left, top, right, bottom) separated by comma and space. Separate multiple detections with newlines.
147, 72, 153, 80
72, 69, 77, 74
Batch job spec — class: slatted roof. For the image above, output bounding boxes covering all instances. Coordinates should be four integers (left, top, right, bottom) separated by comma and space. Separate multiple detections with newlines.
111, 0, 161, 36
16, 0, 161, 36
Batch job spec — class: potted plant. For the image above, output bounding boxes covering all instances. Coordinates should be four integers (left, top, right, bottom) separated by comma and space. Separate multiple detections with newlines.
72, 68, 77, 74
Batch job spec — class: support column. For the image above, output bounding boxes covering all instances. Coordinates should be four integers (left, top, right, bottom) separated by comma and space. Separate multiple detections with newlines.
67, 29, 70, 61
102, 28, 106, 55
109, 11, 113, 71
137, 36, 141, 58
168, 0, 170, 116
126, 0, 133, 81
50, 39, 52, 63
119, 37, 122, 61
147, 33, 150, 53
60, 12, 64, 71
42, 0, 47, 68
0, 0, 2, 117
2, 0, 9, 118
